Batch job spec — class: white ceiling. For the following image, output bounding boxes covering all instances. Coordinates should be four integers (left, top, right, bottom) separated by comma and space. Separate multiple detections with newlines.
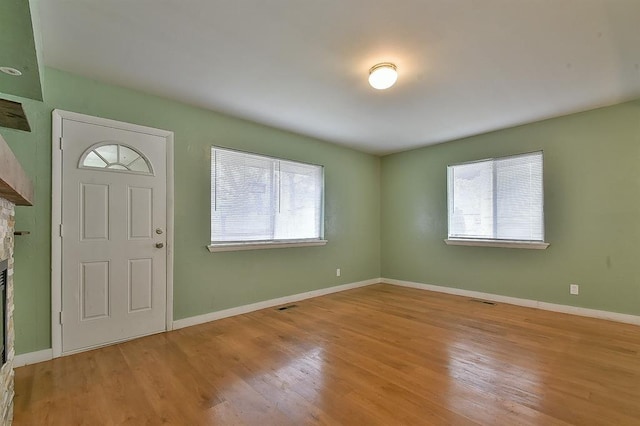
37, 0, 640, 155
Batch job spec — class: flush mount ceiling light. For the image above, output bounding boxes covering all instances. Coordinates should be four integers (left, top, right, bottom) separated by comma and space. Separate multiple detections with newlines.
0, 67, 22, 76
368, 62, 398, 90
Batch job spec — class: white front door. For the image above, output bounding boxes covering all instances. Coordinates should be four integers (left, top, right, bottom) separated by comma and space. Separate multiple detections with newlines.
59, 116, 169, 354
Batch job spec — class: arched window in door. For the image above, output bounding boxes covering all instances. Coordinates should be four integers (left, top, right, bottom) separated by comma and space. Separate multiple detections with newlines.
79, 142, 154, 175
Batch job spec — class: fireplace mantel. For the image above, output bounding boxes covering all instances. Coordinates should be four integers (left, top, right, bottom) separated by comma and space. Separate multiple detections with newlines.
0, 135, 33, 206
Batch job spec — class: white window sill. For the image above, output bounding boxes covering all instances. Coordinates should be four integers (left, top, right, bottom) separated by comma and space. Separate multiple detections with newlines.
208, 239, 328, 252
444, 239, 550, 250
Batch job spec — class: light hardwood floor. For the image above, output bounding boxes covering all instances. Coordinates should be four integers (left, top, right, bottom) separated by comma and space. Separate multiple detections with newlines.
14, 284, 640, 425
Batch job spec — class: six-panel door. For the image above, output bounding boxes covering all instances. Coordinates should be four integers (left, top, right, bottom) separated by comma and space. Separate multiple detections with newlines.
61, 119, 167, 353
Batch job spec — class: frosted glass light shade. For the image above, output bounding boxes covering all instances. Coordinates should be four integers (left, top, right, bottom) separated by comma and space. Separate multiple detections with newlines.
368, 63, 398, 90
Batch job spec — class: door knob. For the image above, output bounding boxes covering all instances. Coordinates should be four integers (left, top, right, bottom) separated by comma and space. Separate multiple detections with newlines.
155, 242, 164, 248
155, 228, 164, 235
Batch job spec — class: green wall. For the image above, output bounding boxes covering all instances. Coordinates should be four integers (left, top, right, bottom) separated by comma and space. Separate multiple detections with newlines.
3, 65, 640, 356
1, 67, 381, 355
0, 0, 42, 100
381, 100, 640, 315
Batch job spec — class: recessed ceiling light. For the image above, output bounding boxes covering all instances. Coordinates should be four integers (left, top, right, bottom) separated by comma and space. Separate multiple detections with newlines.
368, 63, 398, 90
0, 67, 23, 76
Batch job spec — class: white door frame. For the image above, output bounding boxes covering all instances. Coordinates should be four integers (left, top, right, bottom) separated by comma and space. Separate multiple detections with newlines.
51, 109, 175, 358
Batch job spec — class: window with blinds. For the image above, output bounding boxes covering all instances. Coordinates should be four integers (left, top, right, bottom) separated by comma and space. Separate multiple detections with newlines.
210, 147, 324, 247
447, 151, 544, 242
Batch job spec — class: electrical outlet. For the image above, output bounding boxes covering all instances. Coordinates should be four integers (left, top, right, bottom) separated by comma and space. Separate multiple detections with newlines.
336, 268, 341, 277
570, 284, 579, 295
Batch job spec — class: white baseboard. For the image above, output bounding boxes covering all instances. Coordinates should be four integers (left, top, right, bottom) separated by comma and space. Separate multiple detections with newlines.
13, 279, 382, 363
384, 278, 640, 326
173, 278, 382, 330
14, 348, 53, 368
23, 278, 635, 364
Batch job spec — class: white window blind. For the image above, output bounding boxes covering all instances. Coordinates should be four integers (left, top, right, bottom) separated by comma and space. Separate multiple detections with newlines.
211, 147, 324, 244
447, 151, 544, 242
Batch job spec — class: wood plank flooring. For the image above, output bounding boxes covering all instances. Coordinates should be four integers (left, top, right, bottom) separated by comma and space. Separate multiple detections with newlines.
14, 284, 640, 425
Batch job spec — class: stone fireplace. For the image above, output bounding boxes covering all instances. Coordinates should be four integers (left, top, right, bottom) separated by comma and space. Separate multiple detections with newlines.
0, 134, 33, 425
0, 199, 15, 425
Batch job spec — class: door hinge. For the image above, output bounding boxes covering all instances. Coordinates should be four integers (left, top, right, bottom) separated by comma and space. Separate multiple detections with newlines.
59, 137, 64, 150
59, 311, 63, 325
59, 224, 63, 237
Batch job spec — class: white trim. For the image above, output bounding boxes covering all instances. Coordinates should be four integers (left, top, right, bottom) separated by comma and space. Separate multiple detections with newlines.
51, 112, 63, 358
166, 131, 175, 331
207, 239, 328, 252
444, 239, 550, 249
53, 110, 175, 137
51, 110, 175, 357
384, 278, 640, 326
31, 277, 640, 361
13, 349, 53, 368
173, 278, 382, 330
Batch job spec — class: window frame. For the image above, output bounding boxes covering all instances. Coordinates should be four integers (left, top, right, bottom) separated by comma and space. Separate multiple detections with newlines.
444, 151, 549, 250
208, 146, 327, 252
78, 141, 155, 175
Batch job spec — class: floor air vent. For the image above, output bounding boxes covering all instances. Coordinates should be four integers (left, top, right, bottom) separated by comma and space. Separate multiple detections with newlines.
469, 299, 496, 306
276, 304, 298, 311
